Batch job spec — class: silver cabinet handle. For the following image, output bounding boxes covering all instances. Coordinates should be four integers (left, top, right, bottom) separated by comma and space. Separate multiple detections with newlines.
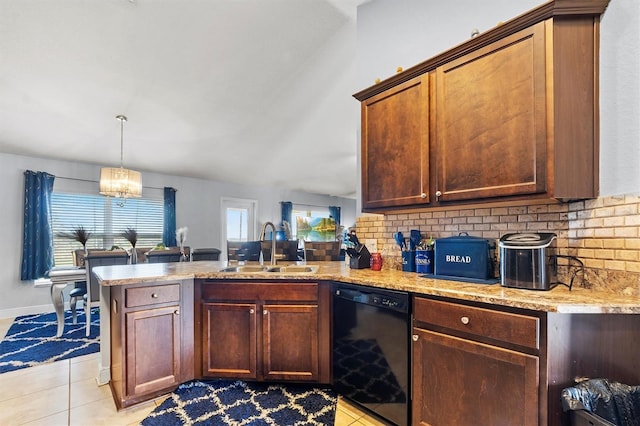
151, 293, 158, 298
435, 190, 442, 198
174, 310, 180, 315
412, 334, 419, 342
249, 308, 255, 314
420, 193, 427, 199
263, 309, 268, 315
460, 316, 470, 325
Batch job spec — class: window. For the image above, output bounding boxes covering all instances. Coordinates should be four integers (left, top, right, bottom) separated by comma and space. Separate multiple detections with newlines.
226, 207, 250, 242
51, 192, 164, 266
221, 197, 257, 261
292, 206, 336, 242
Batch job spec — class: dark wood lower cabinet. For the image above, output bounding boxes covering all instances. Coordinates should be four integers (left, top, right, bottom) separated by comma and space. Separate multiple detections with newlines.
413, 327, 539, 425
413, 296, 540, 425
125, 305, 182, 397
262, 304, 319, 381
413, 296, 640, 425
110, 279, 194, 409
106, 275, 640, 423
196, 280, 330, 384
202, 302, 257, 379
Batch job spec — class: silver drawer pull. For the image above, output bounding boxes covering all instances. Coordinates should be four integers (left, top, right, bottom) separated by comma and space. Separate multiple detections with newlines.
460, 316, 470, 325
174, 309, 180, 315
249, 308, 255, 314
151, 293, 159, 298
263, 310, 268, 315
412, 334, 419, 342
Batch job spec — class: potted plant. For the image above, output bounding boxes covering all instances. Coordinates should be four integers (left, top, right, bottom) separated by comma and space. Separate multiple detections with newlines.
57, 225, 92, 265
176, 227, 188, 261
58, 225, 91, 249
416, 236, 435, 274
121, 227, 138, 264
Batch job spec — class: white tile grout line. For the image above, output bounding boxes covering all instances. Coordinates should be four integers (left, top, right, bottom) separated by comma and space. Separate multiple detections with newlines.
66, 359, 72, 426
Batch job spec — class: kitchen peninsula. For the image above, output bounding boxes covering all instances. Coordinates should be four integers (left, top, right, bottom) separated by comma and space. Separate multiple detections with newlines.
94, 261, 640, 425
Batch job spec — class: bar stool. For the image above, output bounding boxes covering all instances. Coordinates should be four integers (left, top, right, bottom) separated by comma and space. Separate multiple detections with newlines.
75, 251, 130, 336
146, 248, 183, 263
191, 248, 221, 261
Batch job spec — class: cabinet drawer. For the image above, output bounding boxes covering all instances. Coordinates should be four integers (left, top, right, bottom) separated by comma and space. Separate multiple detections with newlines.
126, 284, 180, 308
414, 297, 539, 350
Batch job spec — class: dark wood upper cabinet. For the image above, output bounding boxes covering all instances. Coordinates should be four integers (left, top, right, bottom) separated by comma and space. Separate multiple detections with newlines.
354, 0, 609, 212
361, 74, 430, 210
435, 22, 547, 202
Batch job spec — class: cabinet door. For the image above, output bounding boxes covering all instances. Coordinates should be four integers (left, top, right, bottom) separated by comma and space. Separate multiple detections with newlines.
202, 302, 257, 379
412, 327, 538, 426
435, 22, 547, 202
361, 74, 430, 210
125, 305, 181, 397
262, 304, 319, 381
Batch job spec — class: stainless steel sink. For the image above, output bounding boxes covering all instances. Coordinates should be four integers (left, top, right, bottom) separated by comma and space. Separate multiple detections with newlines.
265, 265, 319, 273
217, 264, 319, 274
217, 265, 268, 273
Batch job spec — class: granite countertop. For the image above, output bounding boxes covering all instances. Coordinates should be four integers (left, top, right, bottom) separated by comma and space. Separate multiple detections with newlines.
92, 261, 640, 314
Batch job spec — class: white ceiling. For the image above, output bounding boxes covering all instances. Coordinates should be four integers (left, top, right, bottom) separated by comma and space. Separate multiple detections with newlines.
0, 0, 365, 198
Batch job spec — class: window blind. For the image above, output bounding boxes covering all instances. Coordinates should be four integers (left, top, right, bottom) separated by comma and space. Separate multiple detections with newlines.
51, 192, 164, 266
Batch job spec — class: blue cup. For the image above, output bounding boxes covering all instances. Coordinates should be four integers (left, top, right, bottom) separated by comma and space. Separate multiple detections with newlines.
402, 251, 416, 272
415, 249, 434, 274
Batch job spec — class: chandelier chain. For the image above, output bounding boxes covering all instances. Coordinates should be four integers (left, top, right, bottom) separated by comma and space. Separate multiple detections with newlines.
116, 114, 128, 168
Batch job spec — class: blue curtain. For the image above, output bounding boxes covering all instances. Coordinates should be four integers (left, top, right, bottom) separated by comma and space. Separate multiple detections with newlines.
281, 201, 292, 227
163, 187, 177, 247
21, 170, 55, 280
328, 206, 341, 225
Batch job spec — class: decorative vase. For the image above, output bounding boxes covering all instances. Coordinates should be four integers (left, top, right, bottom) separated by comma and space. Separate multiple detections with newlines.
130, 247, 138, 264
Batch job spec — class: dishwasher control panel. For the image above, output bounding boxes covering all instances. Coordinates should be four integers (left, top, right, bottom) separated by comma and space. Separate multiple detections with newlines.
334, 284, 409, 313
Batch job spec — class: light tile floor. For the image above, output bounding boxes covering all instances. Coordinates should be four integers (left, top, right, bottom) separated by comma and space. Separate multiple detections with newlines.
0, 317, 389, 426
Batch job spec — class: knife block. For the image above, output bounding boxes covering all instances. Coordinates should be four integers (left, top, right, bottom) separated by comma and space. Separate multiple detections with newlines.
349, 244, 371, 269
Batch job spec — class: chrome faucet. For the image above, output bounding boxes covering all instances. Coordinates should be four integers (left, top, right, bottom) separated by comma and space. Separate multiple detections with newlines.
299, 238, 306, 264
260, 221, 277, 266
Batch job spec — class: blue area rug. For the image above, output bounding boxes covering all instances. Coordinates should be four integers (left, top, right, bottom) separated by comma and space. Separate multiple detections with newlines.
141, 379, 337, 426
0, 309, 99, 374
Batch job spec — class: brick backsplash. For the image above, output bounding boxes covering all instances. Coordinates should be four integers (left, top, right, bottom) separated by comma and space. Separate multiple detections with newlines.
355, 193, 640, 295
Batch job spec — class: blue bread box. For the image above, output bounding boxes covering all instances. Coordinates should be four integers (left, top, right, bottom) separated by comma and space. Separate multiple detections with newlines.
434, 234, 496, 280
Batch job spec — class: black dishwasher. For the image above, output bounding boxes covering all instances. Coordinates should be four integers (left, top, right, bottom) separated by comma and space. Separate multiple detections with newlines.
332, 283, 410, 426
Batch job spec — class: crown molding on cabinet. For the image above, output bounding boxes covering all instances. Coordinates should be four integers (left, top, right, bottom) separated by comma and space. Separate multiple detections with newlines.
353, 0, 610, 102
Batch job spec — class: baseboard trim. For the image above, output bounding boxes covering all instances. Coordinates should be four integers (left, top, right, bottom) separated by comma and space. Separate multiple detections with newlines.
97, 362, 111, 385
0, 303, 67, 319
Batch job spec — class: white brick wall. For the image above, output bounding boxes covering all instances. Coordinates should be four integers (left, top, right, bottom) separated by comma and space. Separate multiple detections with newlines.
356, 192, 640, 294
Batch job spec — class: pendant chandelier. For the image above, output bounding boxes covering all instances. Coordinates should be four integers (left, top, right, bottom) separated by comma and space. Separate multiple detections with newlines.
99, 115, 142, 199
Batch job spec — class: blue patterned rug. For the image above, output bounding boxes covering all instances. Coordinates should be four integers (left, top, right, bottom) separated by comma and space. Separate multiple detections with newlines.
141, 379, 337, 426
0, 309, 99, 374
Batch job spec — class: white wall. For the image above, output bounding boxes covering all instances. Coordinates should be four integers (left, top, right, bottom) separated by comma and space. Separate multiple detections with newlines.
356, 0, 541, 87
0, 152, 356, 317
356, 0, 640, 199
599, 0, 640, 195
